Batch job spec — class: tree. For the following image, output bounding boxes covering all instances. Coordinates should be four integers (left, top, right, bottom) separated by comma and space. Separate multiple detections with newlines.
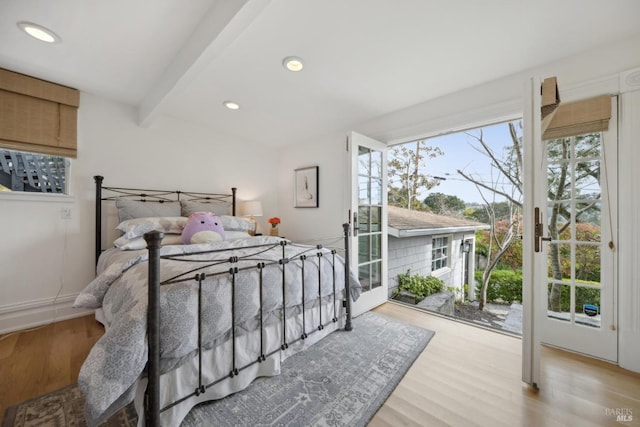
388, 140, 443, 210
458, 121, 602, 312
473, 180, 522, 310
467, 201, 512, 224
457, 122, 523, 310
423, 192, 466, 216
545, 134, 602, 311
475, 219, 523, 271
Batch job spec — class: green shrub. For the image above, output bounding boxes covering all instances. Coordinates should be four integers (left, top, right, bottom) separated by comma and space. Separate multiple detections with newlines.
474, 269, 522, 303
547, 283, 601, 313
397, 270, 445, 302
474, 269, 601, 310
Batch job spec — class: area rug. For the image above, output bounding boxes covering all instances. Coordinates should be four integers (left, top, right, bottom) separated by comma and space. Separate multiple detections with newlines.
3, 311, 434, 427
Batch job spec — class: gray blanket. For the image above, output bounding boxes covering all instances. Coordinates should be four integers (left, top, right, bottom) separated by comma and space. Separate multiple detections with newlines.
74, 236, 360, 425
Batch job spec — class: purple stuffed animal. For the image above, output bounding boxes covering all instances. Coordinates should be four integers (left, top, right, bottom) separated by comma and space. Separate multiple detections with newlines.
181, 212, 225, 244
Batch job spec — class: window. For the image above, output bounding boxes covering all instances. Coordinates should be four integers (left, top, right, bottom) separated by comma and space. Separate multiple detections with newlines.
432, 236, 449, 270
0, 68, 77, 195
0, 148, 68, 193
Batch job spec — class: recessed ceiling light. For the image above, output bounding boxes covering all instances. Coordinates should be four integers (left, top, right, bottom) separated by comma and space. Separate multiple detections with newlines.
283, 56, 304, 72
223, 101, 240, 110
17, 21, 61, 43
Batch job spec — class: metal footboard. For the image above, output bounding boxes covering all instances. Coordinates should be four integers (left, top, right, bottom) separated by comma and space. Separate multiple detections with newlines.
143, 226, 353, 426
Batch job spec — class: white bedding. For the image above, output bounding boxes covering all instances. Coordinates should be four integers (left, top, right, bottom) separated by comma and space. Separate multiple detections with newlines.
74, 236, 360, 426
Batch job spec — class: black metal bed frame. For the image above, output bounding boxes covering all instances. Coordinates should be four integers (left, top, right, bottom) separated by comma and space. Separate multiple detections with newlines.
94, 175, 237, 265
93, 176, 353, 426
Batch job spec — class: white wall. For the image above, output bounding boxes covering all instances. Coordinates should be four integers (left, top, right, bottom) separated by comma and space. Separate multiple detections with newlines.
281, 34, 640, 373
276, 133, 350, 243
0, 93, 279, 333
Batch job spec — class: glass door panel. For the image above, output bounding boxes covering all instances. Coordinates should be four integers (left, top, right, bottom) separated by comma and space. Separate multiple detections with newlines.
350, 132, 388, 316
539, 121, 617, 361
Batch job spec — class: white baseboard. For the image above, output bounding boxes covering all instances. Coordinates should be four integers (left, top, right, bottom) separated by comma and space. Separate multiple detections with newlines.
0, 293, 94, 335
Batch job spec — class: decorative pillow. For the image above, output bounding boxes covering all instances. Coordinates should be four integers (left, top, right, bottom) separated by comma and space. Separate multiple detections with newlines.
116, 216, 188, 239
182, 212, 225, 244
180, 200, 230, 217
116, 198, 181, 223
219, 215, 254, 232
114, 233, 184, 250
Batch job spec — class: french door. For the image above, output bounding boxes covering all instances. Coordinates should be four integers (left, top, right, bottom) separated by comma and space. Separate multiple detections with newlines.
534, 97, 618, 362
349, 132, 388, 316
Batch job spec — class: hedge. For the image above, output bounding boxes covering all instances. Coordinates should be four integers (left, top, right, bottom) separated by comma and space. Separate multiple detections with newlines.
475, 270, 601, 312
474, 270, 522, 303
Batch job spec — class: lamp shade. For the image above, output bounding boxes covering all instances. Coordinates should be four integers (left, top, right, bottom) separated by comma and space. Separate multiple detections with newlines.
239, 200, 263, 217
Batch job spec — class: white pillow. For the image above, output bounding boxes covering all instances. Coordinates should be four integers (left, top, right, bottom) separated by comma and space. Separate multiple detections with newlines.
116, 216, 187, 239
225, 230, 252, 241
219, 215, 254, 232
114, 233, 184, 250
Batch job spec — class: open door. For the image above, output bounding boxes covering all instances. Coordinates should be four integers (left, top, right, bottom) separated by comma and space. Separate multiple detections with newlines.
536, 96, 618, 362
349, 131, 388, 316
523, 78, 619, 389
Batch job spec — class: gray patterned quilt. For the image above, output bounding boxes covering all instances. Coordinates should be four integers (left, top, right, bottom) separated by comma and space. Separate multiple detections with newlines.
73, 236, 361, 425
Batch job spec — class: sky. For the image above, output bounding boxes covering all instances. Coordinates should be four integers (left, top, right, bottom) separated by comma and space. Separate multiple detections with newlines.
389, 120, 523, 205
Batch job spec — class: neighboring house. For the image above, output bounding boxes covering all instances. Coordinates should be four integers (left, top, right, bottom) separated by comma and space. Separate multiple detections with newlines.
387, 206, 489, 300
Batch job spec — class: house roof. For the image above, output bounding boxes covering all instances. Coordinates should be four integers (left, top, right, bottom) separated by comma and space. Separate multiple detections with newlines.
388, 206, 489, 238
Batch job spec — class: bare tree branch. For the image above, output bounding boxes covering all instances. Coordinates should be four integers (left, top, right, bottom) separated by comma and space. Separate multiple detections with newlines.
457, 169, 523, 207
465, 130, 522, 192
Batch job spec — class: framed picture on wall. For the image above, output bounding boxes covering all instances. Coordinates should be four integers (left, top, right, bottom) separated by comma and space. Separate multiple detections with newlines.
294, 166, 319, 208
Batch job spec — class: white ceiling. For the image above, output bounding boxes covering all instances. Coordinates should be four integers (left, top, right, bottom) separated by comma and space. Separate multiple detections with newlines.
1, 0, 639, 147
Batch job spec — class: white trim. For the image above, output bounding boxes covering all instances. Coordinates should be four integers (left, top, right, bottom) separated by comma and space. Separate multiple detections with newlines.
556, 74, 620, 103
385, 99, 522, 146
0, 293, 93, 334
619, 67, 640, 94
390, 224, 489, 238
0, 192, 74, 203
431, 266, 452, 278
618, 89, 640, 372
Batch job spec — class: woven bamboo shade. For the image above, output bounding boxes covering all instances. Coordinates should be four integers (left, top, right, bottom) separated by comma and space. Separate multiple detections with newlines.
543, 95, 611, 140
0, 68, 79, 158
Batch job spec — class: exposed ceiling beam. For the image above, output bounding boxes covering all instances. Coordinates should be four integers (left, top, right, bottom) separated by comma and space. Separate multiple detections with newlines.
137, 0, 271, 127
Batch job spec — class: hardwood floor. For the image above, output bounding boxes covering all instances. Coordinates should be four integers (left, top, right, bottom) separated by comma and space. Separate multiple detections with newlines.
0, 315, 103, 419
370, 303, 640, 427
1, 303, 638, 426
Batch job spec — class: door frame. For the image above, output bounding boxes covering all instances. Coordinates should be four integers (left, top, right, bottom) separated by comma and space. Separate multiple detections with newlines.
522, 77, 542, 387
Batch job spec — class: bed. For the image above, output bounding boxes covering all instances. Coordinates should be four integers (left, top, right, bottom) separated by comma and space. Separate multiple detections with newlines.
73, 176, 360, 426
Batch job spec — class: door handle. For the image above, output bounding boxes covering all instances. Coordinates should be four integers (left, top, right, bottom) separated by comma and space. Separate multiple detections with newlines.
534, 207, 551, 252
353, 211, 360, 237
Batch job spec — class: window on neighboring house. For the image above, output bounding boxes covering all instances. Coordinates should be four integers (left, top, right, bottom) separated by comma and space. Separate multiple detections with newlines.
432, 236, 450, 270
0, 149, 69, 193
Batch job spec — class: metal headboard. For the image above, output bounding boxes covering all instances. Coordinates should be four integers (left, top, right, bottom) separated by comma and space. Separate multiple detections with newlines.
94, 175, 237, 265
